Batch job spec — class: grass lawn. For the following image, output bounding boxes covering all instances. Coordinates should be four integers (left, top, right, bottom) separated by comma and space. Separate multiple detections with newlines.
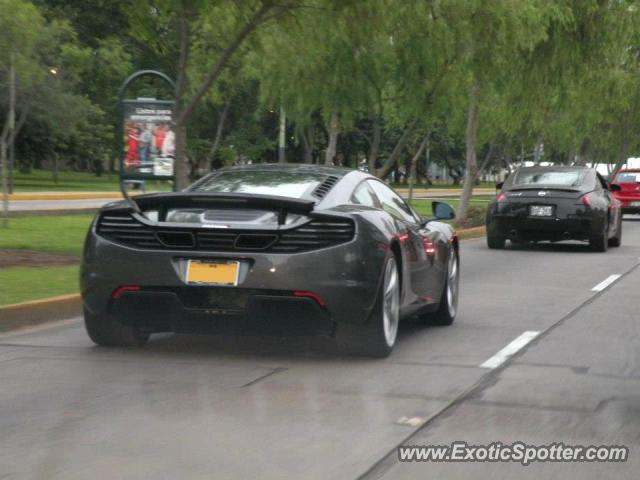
410, 197, 491, 217
0, 215, 93, 255
0, 265, 79, 306
13, 169, 174, 193
14, 169, 121, 192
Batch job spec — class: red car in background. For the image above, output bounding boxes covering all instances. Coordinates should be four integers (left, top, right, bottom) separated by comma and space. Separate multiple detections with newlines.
611, 169, 640, 215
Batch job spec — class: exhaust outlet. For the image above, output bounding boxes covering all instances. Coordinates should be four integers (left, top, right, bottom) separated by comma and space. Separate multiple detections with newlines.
562, 232, 571, 240
509, 229, 518, 238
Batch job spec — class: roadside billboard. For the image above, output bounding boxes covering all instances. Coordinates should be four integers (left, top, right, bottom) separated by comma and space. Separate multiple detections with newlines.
121, 99, 176, 180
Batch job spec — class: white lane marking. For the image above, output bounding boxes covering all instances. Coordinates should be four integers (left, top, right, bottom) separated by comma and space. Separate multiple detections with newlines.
591, 274, 621, 292
480, 331, 540, 369
396, 416, 427, 427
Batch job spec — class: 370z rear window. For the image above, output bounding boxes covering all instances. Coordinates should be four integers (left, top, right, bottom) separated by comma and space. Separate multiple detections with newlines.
514, 170, 586, 187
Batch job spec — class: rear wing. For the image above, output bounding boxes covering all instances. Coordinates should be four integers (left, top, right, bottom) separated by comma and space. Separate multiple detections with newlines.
130, 192, 315, 225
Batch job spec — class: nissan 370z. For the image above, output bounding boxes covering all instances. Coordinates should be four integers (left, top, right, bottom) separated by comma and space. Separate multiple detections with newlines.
81, 164, 460, 357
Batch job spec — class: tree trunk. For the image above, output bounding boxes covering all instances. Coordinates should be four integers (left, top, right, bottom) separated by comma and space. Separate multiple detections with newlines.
173, 3, 191, 189
456, 82, 480, 225
475, 143, 495, 182
611, 139, 630, 178
574, 138, 590, 166
301, 126, 314, 164
375, 118, 417, 179
407, 133, 430, 204
175, 123, 188, 189
424, 135, 432, 185
206, 100, 230, 170
533, 135, 543, 164
1, 138, 7, 228
367, 116, 381, 173
324, 112, 339, 165
278, 105, 286, 163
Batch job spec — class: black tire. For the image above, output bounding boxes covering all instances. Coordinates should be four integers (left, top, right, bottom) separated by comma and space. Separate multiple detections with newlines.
487, 229, 506, 249
422, 250, 459, 326
608, 219, 622, 247
337, 255, 400, 358
589, 219, 608, 252
84, 308, 150, 347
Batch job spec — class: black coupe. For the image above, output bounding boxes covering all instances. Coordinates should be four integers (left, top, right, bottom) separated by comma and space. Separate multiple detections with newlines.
486, 166, 622, 251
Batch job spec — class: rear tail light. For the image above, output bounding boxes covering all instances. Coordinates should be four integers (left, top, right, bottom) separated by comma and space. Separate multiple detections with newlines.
497, 192, 508, 203
293, 291, 327, 308
112, 285, 141, 299
581, 194, 593, 207
423, 238, 436, 257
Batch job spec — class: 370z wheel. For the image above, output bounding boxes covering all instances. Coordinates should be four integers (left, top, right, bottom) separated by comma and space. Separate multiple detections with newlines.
337, 255, 400, 358
486, 228, 506, 249
423, 250, 459, 326
589, 219, 608, 252
84, 308, 150, 347
609, 219, 622, 247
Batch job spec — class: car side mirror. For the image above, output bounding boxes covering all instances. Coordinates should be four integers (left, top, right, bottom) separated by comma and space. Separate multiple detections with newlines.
432, 201, 456, 220
495, 182, 504, 190
609, 183, 621, 192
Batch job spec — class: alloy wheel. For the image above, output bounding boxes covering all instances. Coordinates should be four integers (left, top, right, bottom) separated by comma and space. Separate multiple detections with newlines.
382, 257, 400, 347
446, 252, 459, 318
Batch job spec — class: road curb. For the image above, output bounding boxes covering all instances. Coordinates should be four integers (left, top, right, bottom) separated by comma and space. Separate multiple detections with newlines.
9, 192, 124, 201
457, 226, 486, 240
0, 294, 81, 333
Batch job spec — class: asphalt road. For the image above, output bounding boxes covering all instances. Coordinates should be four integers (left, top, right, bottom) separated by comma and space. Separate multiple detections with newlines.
1, 218, 640, 479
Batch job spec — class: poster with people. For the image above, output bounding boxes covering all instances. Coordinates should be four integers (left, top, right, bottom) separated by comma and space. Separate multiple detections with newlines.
122, 100, 175, 178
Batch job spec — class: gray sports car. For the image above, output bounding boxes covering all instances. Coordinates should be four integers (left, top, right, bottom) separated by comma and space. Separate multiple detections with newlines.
81, 164, 460, 357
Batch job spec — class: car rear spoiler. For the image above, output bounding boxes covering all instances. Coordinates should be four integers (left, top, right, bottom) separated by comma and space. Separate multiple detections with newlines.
131, 192, 315, 225
508, 187, 583, 193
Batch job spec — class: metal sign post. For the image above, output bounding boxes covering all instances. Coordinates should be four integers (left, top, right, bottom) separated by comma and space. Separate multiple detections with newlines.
118, 70, 176, 207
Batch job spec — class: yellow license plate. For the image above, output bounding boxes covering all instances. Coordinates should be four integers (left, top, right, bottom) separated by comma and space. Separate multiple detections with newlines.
186, 261, 240, 286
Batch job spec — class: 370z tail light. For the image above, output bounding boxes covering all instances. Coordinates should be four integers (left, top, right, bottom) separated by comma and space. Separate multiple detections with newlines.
293, 291, 327, 308
497, 192, 508, 203
423, 238, 436, 257
581, 194, 593, 207
112, 285, 141, 299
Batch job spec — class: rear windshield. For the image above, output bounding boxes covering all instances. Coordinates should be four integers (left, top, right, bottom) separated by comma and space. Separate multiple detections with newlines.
615, 172, 640, 183
189, 170, 325, 199
513, 170, 586, 187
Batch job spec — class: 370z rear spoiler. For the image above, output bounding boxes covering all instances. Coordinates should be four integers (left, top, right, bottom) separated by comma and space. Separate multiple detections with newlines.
130, 192, 315, 225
